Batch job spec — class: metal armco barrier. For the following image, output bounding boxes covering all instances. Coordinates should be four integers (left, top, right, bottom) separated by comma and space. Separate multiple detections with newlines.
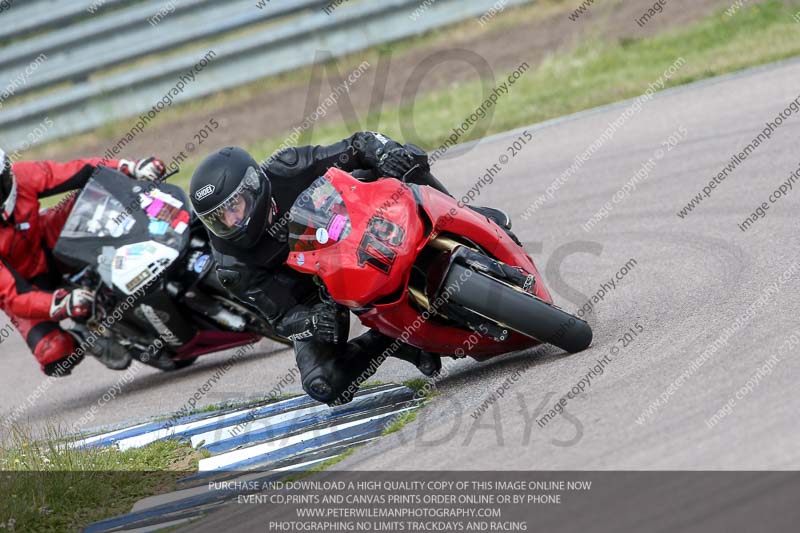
0, 0, 534, 151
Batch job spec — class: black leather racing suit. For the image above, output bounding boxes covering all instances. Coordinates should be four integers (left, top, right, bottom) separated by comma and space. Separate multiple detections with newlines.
211, 132, 447, 405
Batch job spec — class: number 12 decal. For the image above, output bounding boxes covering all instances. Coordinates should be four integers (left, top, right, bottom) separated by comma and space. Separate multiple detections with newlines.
356, 216, 405, 274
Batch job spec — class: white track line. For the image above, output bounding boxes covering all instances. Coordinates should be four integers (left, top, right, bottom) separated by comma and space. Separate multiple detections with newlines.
189, 388, 401, 448
70, 421, 152, 448
199, 408, 415, 471
112, 396, 321, 451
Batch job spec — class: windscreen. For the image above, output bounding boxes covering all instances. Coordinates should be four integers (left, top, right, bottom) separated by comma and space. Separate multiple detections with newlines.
287, 177, 352, 252
61, 179, 137, 240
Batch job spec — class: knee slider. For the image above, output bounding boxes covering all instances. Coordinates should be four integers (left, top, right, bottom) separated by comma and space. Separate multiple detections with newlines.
34, 330, 76, 365
36, 331, 81, 376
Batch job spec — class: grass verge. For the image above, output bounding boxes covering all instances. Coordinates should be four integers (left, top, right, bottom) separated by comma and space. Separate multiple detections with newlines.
0, 426, 205, 532
382, 378, 441, 436
0, 380, 433, 530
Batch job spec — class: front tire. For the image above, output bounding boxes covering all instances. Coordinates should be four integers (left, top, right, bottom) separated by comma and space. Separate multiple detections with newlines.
445, 263, 592, 353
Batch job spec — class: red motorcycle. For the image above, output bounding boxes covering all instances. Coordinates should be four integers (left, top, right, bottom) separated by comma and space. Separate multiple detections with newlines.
285, 168, 592, 361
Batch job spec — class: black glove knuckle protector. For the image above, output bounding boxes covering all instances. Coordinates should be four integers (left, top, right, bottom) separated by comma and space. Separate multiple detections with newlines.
378, 146, 416, 179
278, 301, 348, 344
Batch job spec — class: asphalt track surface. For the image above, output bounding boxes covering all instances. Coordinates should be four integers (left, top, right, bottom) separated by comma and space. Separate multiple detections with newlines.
2, 58, 799, 474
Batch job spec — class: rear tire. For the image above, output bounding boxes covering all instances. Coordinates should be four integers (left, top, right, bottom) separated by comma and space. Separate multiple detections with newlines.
445, 263, 592, 353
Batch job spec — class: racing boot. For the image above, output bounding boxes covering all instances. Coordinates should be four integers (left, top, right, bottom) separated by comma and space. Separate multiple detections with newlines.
468, 206, 522, 245
69, 326, 132, 370
351, 329, 442, 378
469, 206, 512, 230
295, 335, 378, 406
388, 343, 442, 377
410, 169, 521, 244
43, 357, 82, 377
296, 330, 440, 406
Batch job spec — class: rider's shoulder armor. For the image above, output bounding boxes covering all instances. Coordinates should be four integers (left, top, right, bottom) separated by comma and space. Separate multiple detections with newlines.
263, 147, 303, 178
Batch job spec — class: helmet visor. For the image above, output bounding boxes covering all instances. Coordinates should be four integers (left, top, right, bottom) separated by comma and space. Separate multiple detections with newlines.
196, 166, 262, 238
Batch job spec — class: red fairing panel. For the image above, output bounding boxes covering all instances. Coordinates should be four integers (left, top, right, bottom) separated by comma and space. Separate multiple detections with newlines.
358, 186, 548, 358
418, 185, 552, 304
286, 168, 551, 359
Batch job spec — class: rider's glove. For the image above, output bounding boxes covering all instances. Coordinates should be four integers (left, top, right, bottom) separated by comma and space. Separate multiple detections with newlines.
377, 146, 419, 181
50, 288, 93, 321
118, 157, 167, 181
278, 302, 348, 345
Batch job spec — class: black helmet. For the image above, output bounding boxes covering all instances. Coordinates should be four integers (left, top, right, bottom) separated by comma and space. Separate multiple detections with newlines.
189, 147, 273, 248
0, 148, 17, 223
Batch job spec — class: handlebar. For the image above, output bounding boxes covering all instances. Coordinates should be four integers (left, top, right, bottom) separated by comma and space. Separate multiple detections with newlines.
160, 167, 180, 182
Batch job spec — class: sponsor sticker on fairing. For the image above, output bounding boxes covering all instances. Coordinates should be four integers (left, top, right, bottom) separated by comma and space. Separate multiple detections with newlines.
112, 241, 179, 294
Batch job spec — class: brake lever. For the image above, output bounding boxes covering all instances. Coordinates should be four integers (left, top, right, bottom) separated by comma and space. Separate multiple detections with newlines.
401, 164, 422, 183
159, 168, 180, 182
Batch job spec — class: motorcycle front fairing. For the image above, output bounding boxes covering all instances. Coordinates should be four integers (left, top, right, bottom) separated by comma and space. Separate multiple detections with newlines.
285, 168, 544, 358
54, 167, 192, 296
286, 170, 425, 308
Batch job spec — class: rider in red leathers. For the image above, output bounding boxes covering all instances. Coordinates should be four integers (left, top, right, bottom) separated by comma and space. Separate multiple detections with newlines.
0, 149, 166, 376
